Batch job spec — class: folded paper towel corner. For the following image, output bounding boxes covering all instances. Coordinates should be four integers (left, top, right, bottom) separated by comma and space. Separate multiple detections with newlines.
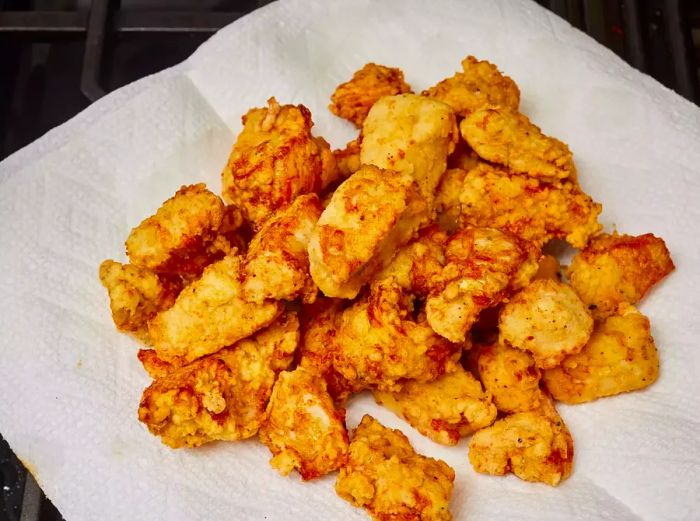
1, 0, 699, 520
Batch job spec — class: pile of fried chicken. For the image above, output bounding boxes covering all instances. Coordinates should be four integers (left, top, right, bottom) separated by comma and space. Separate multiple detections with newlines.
99, 57, 674, 521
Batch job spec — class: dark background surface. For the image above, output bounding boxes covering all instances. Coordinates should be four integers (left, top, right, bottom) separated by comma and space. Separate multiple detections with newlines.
1, 1, 699, 520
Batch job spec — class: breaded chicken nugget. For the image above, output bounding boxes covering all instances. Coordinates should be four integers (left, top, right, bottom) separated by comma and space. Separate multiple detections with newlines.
477, 343, 543, 413
221, 97, 338, 228
138, 312, 299, 448
499, 279, 593, 369
543, 303, 659, 403
567, 233, 674, 319
460, 106, 575, 180
468, 395, 573, 486
243, 194, 322, 304
329, 63, 412, 128
360, 94, 458, 206
374, 365, 497, 445
336, 415, 455, 521
99, 260, 181, 340
260, 367, 349, 480
423, 55, 520, 117
148, 254, 283, 363
333, 138, 362, 180
308, 165, 428, 299
334, 280, 461, 392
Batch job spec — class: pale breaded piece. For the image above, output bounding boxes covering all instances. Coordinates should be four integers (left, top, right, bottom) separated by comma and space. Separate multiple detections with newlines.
221, 97, 338, 228
374, 365, 497, 446
336, 415, 455, 521
360, 94, 458, 206
426, 227, 528, 342
138, 313, 299, 448
329, 63, 412, 128
567, 233, 674, 319
460, 106, 575, 180
499, 279, 593, 369
126, 184, 234, 275
148, 254, 283, 363
468, 395, 573, 486
423, 55, 520, 117
436, 163, 602, 248
260, 367, 349, 480
333, 138, 361, 180
477, 343, 543, 413
543, 304, 659, 404
308, 165, 428, 299
334, 280, 461, 392
243, 194, 322, 304
99, 260, 181, 341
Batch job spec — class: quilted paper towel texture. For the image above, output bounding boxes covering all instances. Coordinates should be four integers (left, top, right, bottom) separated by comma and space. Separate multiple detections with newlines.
1, 0, 699, 520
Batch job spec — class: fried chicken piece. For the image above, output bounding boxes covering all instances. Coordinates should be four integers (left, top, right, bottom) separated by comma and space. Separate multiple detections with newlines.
436, 163, 602, 248
260, 367, 349, 480
329, 63, 412, 128
477, 343, 544, 413
468, 395, 574, 486
542, 303, 659, 404
360, 94, 458, 206
138, 312, 299, 448
137, 348, 181, 378
221, 97, 338, 228
374, 365, 497, 445
460, 106, 575, 180
336, 415, 455, 521
99, 260, 181, 341
148, 254, 283, 363
499, 279, 593, 369
333, 138, 362, 180
567, 233, 674, 320
334, 280, 461, 392
423, 55, 520, 117
242, 194, 322, 304
308, 165, 428, 299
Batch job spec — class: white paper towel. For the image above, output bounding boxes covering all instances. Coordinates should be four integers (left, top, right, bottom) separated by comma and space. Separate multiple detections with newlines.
1, 0, 699, 519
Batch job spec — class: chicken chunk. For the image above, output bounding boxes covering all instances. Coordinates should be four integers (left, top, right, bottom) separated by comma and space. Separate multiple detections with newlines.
499, 279, 593, 369
567, 233, 674, 319
329, 63, 412, 128
374, 365, 497, 445
242, 193, 322, 304
460, 106, 575, 180
542, 304, 659, 404
423, 55, 520, 117
360, 93, 458, 206
468, 395, 573, 486
336, 415, 455, 521
148, 254, 283, 363
260, 367, 349, 480
138, 312, 299, 448
221, 97, 338, 228
334, 280, 461, 392
333, 138, 362, 180
308, 165, 428, 299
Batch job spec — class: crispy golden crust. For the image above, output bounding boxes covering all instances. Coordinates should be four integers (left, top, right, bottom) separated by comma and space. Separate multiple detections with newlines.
499, 279, 593, 369
243, 194, 322, 304
260, 367, 349, 480
308, 165, 428, 299
137, 348, 181, 379
329, 63, 412, 128
138, 313, 299, 448
460, 106, 575, 180
374, 365, 497, 445
423, 56, 520, 117
543, 304, 659, 404
468, 395, 573, 486
567, 233, 674, 319
360, 94, 458, 206
333, 138, 362, 181
334, 280, 462, 392
437, 163, 602, 248
148, 254, 283, 363
336, 415, 455, 521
